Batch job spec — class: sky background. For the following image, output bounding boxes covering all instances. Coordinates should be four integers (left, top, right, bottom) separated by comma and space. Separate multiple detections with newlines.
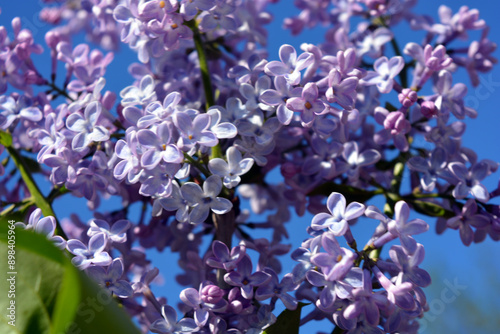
1, 0, 500, 333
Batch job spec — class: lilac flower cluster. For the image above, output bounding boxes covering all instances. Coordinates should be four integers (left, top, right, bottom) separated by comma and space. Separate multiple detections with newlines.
1, 0, 499, 333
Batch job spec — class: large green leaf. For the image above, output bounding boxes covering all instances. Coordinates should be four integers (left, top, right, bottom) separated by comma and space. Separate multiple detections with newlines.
263, 303, 308, 334
0, 223, 141, 334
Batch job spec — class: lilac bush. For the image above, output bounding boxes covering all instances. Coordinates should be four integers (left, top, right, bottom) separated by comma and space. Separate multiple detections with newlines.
0, 1, 499, 333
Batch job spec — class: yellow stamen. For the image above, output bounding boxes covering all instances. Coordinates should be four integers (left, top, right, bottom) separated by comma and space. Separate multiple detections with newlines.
304, 101, 312, 109
159, 1, 166, 8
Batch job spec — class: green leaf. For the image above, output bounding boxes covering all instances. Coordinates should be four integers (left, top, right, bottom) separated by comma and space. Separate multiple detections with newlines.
307, 183, 376, 204
0, 224, 141, 334
0, 130, 13, 147
411, 200, 454, 218
263, 303, 308, 334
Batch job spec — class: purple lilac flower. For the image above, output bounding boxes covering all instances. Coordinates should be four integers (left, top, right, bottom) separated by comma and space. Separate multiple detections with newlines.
374, 107, 411, 152
407, 147, 450, 192
173, 113, 218, 150
208, 146, 254, 189
18, 208, 66, 249
433, 70, 468, 119
286, 82, 326, 125
137, 91, 181, 128
0, 95, 42, 129
157, 181, 190, 222
34, 113, 67, 162
357, 27, 393, 58
180, 282, 227, 327
447, 199, 490, 246
361, 56, 404, 94
113, 135, 143, 183
325, 69, 359, 110
259, 76, 301, 125
224, 255, 271, 299
372, 201, 429, 255
150, 305, 199, 334
343, 269, 388, 327
66, 101, 110, 152
137, 122, 183, 169
255, 269, 299, 310
87, 219, 131, 243
373, 265, 416, 311
207, 108, 238, 139
311, 192, 365, 236
86, 258, 133, 297
264, 44, 314, 85
199, 3, 237, 32
237, 111, 280, 146
301, 134, 343, 180
448, 161, 490, 203
66, 232, 112, 269
120, 75, 157, 106
206, 240, 246, 271
336, 141, 381, 181
388, 244, 431, 287
180, 175, 232, 224
311, 232, 356, 282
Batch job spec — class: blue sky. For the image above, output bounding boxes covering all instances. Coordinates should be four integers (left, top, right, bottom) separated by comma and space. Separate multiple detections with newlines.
1, 1, 500, 333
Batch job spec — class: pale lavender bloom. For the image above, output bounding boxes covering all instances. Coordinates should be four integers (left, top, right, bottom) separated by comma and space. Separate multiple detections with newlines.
224, 255, 271, 299
113, 136, 143, 183
87, 219, 131, 243
157, 181, 190, 222
447, 199, 490, 246
433, 70, 467, 119
449, 161, 490, 203
35, 113, 66, 162
373, 265, 416, 311
113, 0, 144, 43
239, 76, 272, 112
173, 113, 218, 149
66, 101, 110, 152
137, 122, 183, 169
301, 134, 343, 180
311, 232, 356, 282
137, 92, 181, 128
306, 267, 363, 312
0, 95, 42, 129
432, 5, 486, 44
362, 56, 404, 94
67, 232, 112, 270
199, 3, 237, 32
180, 0, 215, 21
228, 52, 268, 84
264, 44, 314, 85
180, 282, 227, 327
286, 82, 326, 125
356, 27, 393, 58
56, 42, 89, 68
336, 141, 381, 181
343, 269, 388, 327
181, 175, 232, 224
311, 192, 365, 236
237, 111, 280, 145
139, 163, 178, 197
208, 146, 254, 189
255, 269, 299, 310
388, 244, 431, 287
374, 107, 411, 152
86, 258, 133, 297
43, 147, 79, 185
373, 201, 429, 255
206, 240, 246, 271
120, 75, 157, 106
404, 43, 452, 72
150, 305, 199, 334
407, 147, 449, 191
259, 76, 301, 125
325, 69, 359, 109
207, 108, 237, 139
17, 208, 66, 249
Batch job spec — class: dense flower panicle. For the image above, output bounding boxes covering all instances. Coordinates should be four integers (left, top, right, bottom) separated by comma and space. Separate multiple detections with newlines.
0, 0, 498, 333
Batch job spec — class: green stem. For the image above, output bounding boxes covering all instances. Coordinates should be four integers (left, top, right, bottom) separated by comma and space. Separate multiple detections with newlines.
45, 81, 75, 102
184, 153, 210, 177
1, 130, 67, 239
